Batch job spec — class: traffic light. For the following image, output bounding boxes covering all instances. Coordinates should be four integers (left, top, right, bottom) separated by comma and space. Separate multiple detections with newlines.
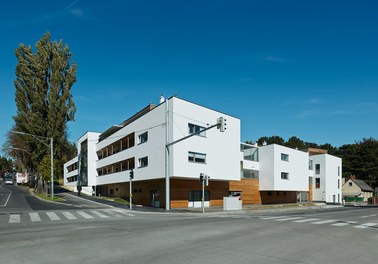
205, 175, 210, 186
199, 173, 204, 183
130, 169, 134, 180
217, 117, 227, 132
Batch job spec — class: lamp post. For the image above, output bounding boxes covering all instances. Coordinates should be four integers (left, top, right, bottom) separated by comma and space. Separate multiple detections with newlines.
11, 131, 54, 199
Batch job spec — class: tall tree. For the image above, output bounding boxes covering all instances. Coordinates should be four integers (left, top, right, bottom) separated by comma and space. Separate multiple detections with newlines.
6, 32, 77, 181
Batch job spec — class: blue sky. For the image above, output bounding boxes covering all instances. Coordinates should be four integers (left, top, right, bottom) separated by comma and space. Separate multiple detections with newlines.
1, 0, 378, 153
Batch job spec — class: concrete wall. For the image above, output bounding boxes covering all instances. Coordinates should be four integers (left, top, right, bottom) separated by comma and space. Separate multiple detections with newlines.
259, 144, 309, 191
171, 97, 241, 182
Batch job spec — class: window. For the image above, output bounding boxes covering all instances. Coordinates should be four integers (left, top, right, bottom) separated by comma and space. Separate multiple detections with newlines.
348, 182, 352, 187
138, 132, 148, 144
315, 178, 320, 188
338, 179, 340, 189
315, 164, 320, 174
188, 123, 206, 137
281, 172, 289, 180
338, 166, 340, 176
281, 153, 289, 162
188, 190, 210, 202
188, 152, 206, 163
138, 156, 148, 168
308, 159, 313, 170
242, 169, 259, 179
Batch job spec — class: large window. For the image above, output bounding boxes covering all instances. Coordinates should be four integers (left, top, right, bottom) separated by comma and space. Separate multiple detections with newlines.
242, 169, 259, 179
281, 172, 289, 180
308, 159, 313, 170
188, 152, 206, 163
315, 164, 320, 174
138, 156, 148, 168
281, 153, 289, 162
188, 190, 210, 202
315, 178, 320, 188
188, 123, 206, 137
138, 132, 148, 144
240, 144, 259, 161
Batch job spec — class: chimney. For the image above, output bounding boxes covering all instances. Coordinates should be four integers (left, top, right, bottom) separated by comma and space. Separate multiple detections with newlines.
159, 95, 165, 104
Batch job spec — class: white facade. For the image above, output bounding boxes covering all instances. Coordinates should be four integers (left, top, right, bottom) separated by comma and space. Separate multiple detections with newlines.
258, 144, 309, 191
311, 154, 342, 203
170, 98, 240, 181
64, 156, 78, 186
94, 96, 240, 186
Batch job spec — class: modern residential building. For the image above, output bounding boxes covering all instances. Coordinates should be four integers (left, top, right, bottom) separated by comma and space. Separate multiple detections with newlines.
64, 96, 342, 208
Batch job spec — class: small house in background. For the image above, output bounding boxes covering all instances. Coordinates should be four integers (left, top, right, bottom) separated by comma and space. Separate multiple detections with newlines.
342, 175, 374, 202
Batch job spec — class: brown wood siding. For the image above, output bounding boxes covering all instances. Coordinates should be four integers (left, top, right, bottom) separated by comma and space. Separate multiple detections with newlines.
229, 179, 261, 204
260, 191, 297, 204
309, 183, 313, 202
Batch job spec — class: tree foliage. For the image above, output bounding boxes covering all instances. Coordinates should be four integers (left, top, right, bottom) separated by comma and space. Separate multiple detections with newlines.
251, 136, 378, 188
4, 32, 77, 179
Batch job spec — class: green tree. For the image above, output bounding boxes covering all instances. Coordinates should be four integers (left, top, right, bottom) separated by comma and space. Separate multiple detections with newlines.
6, 32, 77, 180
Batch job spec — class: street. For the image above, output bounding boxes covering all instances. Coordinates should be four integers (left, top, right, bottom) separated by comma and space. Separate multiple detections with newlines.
1, 183, 377, 264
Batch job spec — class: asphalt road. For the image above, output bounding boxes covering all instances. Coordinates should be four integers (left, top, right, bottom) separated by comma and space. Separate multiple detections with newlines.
0, 205, 377, 264
0, 182, 106, 211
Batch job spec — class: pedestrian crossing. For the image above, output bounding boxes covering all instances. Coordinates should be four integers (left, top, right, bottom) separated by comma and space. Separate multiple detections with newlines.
1, 209, 135, 225
209, 213, 378, 231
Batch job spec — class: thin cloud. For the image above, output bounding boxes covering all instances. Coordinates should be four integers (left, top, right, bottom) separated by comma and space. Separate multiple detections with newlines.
309, 98, 321, 104
265, 56, 284, 63
67, 0, 80, 9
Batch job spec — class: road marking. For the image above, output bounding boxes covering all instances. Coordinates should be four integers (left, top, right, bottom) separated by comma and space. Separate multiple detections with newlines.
0, 190, 12, 207
90, 210, 109, 218
9, 214, 21, 223
77, 211, 94, 219
62, 212, 77, 220
293, 218, 320, 223
354, 223, 378, 229
275, 217, 304, 222
260, 216, 289, 220
311, 219, 337, 225
361, 216, 369, 218
29, 212, 41, 222
46, 212, 61, 221
103, 209, 122, 217
331, 221, 357, 227
111, 209, 135, 217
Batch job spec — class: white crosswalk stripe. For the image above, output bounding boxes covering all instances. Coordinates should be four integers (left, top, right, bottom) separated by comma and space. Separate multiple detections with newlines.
29, 212, 41, 222
354, 223, 378, 229
77, 211, 94, 219
9, 214, 21, 223
62, 212, 77, 220
331, 221, 357, 227
260, 216, 289, 220
311, 219, 337, 225
111, 209, 135, 217
275, 217, 304, 222
46, 212, 61, 221
292, 218, 320, 223
91, 210, 109, 218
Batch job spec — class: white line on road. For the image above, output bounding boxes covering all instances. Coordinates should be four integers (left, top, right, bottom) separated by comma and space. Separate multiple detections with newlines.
91, 210, 109, 218
260, 216, 289, 220
62, 212, 77, 220
29, 212, 41, 222
311, 220, 337, 225
331, 221, 357, 227
292, 218, 321, 223
9, 214, 21, 223
275, 217, 304, 222
0, 189, 12, 207
354, 223, 378, 229
111, 209, 135, 217
46, 212, 61, 221
77, 211, 94, 219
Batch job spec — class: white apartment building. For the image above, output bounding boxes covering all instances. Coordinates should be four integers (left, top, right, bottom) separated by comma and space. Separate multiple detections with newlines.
64, 96, 342, 207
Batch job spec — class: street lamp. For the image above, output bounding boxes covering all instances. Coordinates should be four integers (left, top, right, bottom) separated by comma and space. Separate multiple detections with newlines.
11, 131, 54, 199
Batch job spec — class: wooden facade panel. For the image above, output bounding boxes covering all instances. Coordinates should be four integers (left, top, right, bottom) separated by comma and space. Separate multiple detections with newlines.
229, 179, 262, 204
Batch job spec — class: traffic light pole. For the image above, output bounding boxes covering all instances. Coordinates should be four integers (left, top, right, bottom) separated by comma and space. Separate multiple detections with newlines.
129, 169, 133, 210
202, 176, 205, 213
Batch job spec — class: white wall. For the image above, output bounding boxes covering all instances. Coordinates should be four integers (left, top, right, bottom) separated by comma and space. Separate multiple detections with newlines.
78, 132, 100, 187
259, 144, 309, 191
170, 97, 241, 181
63, 156, 78, 186
311, 154, 342, 203
96, 103, 166, 185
